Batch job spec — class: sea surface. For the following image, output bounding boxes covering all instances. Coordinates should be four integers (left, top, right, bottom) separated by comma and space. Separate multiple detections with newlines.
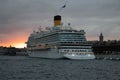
0, 55, 120, 80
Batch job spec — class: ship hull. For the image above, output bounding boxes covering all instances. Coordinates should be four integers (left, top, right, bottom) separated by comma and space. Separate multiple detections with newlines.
64, 53, 95, 60
27, 48, 95, 59
27, 49, 64, 59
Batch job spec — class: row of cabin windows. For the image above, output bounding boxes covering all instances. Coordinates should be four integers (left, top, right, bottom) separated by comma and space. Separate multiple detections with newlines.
37, 38, 86, 43
60, 37, 85, 39
36, 34, 86, 43
59, 47, 91, 49
60, 37, 86, 39
41, 37, 84, 40
60, 38, 85, 39
60, 39, 86, 42
64, 53, 90, 55
36, 35, 58, 43
63, 49, 89, 52
60, 34, 84, 36
38, 35, 58, 40
60, 35, 85, 37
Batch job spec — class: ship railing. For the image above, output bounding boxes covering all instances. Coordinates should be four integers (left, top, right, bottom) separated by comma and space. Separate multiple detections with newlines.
58, 42, 92, 46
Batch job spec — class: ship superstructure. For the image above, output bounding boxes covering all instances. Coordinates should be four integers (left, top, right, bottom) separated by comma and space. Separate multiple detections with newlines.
27, 15, 95, 59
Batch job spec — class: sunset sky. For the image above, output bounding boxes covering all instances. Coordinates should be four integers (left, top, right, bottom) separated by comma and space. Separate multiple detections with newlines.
0, 0, 120, 48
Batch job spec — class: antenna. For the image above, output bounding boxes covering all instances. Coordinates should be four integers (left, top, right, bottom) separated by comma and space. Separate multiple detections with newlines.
38, 26, 42, 32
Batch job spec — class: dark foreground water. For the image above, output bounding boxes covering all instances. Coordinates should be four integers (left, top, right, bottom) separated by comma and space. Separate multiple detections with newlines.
0, 56, 120, 80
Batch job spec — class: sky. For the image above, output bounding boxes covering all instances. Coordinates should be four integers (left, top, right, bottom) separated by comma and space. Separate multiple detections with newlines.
0, 0, 120, 48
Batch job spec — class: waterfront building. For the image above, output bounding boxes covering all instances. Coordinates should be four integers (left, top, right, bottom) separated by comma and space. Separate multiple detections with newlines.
99, 32, 104, 43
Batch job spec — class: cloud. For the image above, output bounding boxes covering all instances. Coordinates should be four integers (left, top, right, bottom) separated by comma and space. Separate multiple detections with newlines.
0, 0, 120, 46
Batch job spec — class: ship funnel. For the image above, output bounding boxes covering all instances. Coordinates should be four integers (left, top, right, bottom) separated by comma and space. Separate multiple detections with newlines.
54, 15, 61, 27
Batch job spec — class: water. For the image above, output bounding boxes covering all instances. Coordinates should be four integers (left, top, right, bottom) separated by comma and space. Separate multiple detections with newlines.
0, 56, 120, 80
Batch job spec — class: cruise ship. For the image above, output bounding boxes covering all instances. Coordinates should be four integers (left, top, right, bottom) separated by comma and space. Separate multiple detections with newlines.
26, 15, 95, 59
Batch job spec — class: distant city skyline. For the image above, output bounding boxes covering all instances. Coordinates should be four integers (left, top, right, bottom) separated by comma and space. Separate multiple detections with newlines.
0, 0, 120, 48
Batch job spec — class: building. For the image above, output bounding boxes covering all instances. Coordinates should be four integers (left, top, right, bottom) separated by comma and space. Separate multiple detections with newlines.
99, 32, 103, 43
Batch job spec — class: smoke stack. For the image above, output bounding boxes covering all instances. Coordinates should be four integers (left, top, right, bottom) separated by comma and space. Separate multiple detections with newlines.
54, 15, 61, 27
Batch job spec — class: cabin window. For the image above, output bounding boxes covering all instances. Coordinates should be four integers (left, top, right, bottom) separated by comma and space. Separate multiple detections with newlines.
67, 50, 69, 52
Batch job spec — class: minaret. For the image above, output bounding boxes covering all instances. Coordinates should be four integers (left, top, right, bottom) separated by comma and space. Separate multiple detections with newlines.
99, 32, 104, 43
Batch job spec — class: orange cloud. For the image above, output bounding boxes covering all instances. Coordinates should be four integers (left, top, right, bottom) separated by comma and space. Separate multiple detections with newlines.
0, 32, 29, 48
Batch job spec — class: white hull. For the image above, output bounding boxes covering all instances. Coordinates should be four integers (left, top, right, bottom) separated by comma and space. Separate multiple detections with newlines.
28, 49, 64, 59
64, 53, 95, 59
28, 49, 95, 60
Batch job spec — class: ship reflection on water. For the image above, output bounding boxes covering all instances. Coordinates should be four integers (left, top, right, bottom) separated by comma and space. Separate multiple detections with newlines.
0, 56, 120, 80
